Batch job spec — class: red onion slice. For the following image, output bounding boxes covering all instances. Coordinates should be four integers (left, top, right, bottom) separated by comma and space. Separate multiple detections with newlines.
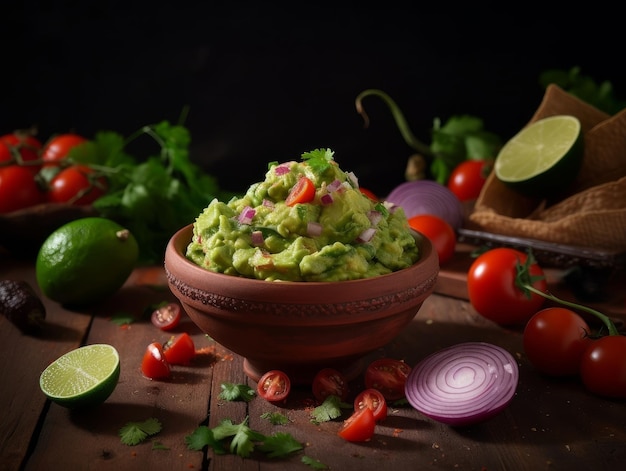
385, 180, 464, 229
405, 342, 519, 426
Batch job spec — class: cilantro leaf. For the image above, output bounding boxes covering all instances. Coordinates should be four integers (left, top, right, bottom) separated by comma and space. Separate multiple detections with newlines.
119, 418, 162, 446
256, 432, 303, 458
310, 395, 345, 424
109, 312, 135, 326
302, 455, 329, 469
260, 412, 290, 425
219, 382, 256, 402
184, 425, 227, 454
301, 148, 334, 174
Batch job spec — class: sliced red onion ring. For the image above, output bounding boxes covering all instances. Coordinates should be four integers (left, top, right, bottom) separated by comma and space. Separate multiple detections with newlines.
385, 180, 464, 229
405, 342, 519, 427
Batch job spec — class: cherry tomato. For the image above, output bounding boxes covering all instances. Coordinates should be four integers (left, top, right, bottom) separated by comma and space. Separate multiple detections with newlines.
163, 332, 196, 365
354, 388, 388, 422
467, 248, 547, 326
257, 370, 291, 403
447, 159, 492, 201
364, 358, 411, 401
0, 165, 45, 213
580, 335, 626, 399
312, 368, 349, 402
407, 214, 456, 264
0, 133, 43, 174
47, 164, 107, 205
285, 176, 315, 206
151, 302, 182, 331
141, 342, 171, 380
338, 406, 375, 442
359, 187, 378, 201
523, 307, 592, 377
41, 133, 89, 166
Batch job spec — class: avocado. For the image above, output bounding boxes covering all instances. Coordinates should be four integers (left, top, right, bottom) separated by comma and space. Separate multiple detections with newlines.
0, 279, 46, 334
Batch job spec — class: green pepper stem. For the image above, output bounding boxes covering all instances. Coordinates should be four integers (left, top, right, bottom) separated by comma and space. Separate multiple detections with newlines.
523, 284, 619, 336
355, 89, 433, 157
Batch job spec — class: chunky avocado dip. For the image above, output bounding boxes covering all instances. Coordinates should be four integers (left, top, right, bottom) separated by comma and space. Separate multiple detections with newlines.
186, 149, 419, 281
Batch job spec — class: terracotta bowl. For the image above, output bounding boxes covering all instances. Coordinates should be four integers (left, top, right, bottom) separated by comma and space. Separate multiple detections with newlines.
164, 224, 439, 384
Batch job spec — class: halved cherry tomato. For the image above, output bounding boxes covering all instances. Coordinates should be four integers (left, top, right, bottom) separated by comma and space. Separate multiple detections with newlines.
364, 358, 411, 401
141, 342, 171, 380
163, 332, 196, 365
407, 214, 456, 264
580, 335, 626, 399
338, 406, 375, 442
47, 164, 107, 205
151, 302, 182, 331
359, 187, 378, 201
354, 388, 388, 422
0, 165, 45, 213
285, 176, 315, 206
523, 307, 592, 377
467, 248, 547, 326
257, 370, 291, 403
41, 133, 89, 166
0, 133, 43, 174
447, 159, 492, 202
312, 367, 349, 402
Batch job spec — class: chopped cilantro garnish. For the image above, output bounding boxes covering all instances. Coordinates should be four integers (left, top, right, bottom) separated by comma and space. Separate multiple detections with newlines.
301, 148, 334, 174
185, 417, 303, 459
310, 395, 349, 424
302, 455, 329, 469
218, 382, 256, 402
261, 411, 290, 425
119, 418, 162, 446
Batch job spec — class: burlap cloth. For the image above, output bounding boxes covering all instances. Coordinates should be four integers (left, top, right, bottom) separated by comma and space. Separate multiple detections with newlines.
469, 84, 626, 252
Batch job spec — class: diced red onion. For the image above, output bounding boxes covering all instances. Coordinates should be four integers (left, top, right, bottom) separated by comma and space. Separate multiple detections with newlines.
307, 221, 323, 237
238, 206, 256, 225
357, 227, 376, 243
262, 199, 275, 208
320, 193, 334, 205
274, 164, 291, 176
251, 230, 265, 246
405, 342, 519, 427
346, 171, 359, 187
385, 180, 464, 229
327, 179, 343, 193
367, 210, 382, 226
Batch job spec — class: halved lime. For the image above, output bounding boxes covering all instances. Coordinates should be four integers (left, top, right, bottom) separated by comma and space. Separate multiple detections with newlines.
494, 115, 583, 197
39, 344, 120, 409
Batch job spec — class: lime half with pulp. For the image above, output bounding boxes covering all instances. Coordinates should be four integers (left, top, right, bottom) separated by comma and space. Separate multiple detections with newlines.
39, 344, 120, 409
494, 115, 583, 197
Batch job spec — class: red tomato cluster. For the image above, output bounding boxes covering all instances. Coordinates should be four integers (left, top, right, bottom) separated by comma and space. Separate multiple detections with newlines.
252, 358, 410, 443
141, 303, 196, 380
467, 247, 626, 399
0, 132, 107, 214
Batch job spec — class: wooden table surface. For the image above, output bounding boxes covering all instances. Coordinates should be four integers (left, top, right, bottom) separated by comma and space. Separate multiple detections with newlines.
2, 246, 626, 471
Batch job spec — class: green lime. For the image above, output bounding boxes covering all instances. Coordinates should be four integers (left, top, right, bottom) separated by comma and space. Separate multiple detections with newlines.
39, 344, 120, 409
494, 115, 583, 197
36, 217, 139, 306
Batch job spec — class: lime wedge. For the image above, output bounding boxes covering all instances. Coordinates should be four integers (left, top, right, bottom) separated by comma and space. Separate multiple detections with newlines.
39, 344, 120, 409
494, 115, 583, 196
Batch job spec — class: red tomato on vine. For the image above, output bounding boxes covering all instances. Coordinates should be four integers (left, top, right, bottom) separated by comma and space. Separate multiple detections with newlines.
467, 248, 547, 326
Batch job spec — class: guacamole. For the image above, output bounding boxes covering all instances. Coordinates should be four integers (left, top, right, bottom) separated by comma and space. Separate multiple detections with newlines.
186, 149, 419, 281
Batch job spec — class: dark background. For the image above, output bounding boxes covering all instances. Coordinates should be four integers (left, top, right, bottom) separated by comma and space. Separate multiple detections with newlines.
4, 3, 626, 196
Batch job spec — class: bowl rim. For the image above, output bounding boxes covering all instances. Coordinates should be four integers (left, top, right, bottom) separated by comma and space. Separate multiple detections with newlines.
165, 223, 438, 289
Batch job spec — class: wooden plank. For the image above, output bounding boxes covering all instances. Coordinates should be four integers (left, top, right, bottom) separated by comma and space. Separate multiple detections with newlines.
0, 255, 90, 471
22, 267, 209, 470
